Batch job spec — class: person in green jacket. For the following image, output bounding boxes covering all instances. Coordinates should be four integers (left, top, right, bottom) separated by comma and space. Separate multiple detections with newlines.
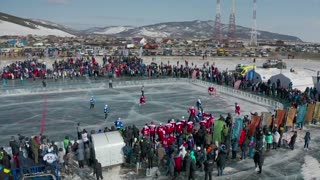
64, 136, 70, 153
266, 132, 273, 150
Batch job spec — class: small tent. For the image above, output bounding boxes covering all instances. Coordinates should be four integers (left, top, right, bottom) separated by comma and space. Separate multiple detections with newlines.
246, 68, 282, 83
269, 70, 314, 91
91, 131, 125, 167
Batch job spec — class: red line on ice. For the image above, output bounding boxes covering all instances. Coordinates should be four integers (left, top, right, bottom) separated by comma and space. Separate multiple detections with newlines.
40, 94, 48, 135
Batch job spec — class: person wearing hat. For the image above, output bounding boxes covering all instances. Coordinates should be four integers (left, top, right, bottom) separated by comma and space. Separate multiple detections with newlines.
266, 132, 273, 150
216, 144, 227, 176
235, 102, 241, 116
104, 104, 109, 119
253, 148, 264, 174
89, 96, 95, 109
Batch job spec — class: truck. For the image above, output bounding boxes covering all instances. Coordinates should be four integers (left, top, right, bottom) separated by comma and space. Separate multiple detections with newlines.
262, 59, 287, 69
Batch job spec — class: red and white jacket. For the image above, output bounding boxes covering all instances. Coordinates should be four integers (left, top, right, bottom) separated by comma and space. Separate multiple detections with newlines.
141, 126, 150, 137
149, 124, 156, 135
186, 121, 194, 133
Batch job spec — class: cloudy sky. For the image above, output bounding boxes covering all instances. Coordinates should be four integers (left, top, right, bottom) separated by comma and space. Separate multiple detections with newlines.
1, 0, 320, 42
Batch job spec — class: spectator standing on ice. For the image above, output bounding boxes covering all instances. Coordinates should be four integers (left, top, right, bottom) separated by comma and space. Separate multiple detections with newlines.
289, 131, 297, 150
104, 104, 109, 119
304, 131, 311, 151
90, 96, 95, 109
93, 159, 103, 180
76, 142, 85, 168
216, 145, 227, 176
188, 106, 196, 123
253, 149, 264, 174
272, 130, 280, 149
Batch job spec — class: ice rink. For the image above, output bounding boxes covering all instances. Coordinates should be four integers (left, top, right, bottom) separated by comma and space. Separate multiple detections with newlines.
0, 79, 269, 144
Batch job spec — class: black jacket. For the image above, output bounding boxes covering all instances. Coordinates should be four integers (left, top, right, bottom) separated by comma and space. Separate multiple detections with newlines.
253, 151, 264, 165
216, 150, 227, 167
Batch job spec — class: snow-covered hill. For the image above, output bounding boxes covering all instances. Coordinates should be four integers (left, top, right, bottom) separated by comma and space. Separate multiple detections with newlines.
84, 26, 134, 35
0, 12, 75, 37
84, 20, 302, 41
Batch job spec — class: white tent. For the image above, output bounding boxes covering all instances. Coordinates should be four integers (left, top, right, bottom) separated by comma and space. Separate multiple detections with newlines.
91, 131, 125, 167
269, 70, 314, 91
246, 68, 282, 83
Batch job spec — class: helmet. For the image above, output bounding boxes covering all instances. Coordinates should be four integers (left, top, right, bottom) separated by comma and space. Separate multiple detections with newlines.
91, 96, 94, 98
105, 104, 108, 107
118, 117, 121, 120
220, 144, 226, 150
192, 106, 194, 108
160, 123, 162, 126
182, 116, 184, 119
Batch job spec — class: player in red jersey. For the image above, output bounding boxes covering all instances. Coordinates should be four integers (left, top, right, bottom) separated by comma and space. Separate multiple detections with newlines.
235, 102, 241, 115
141, 124, 150, 137
186, 121, 194, 133
188, 106, 196, 123
149, 121, 156, 142
175, 121, 184, 135
140, 95, 146, 104
208, 86, 215, 95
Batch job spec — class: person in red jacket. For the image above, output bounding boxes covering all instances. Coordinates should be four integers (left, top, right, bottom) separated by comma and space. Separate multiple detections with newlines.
235, 102, 241, 115
186, 121, 194, 133
200, 119, 207, 128
203, 111, 212, 118
180, 116, 187, 127
188, 106, 196, 123
165, 122, 173, 135
170, 119, 176, 134
140, 95, 146, 104
176, 121, 184, 134
149, 121, 156, 142
162, 136, 169, 148
168, 134, 176, 146
158, 128, 166, 142
208, 86, 215, 95
206, 115, 214, 130
174, 155, 183, 174
141, 124, 150, 137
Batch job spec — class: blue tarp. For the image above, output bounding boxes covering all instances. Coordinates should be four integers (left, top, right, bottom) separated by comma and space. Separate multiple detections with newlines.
296, 104, 307, 124
232, 117, 243, 139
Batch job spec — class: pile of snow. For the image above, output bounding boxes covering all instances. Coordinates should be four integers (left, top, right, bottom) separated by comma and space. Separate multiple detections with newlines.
137, 28, 170, 38
94, 26, 132, 34
301, 155, 320, 180
0, 20, 75, 37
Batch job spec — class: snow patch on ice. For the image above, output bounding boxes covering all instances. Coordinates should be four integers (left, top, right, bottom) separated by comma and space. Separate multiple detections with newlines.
301, 155, 320, 180
0, 20, 75, 37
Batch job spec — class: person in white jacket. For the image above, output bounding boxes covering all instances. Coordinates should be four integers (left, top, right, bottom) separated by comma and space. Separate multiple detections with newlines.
272, 130, 280, 149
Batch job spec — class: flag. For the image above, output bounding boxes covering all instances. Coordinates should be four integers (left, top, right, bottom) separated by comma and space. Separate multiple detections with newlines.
261, 112, 272, 127
286, 107, 297, 127
313, 102, 320, 122
275, 109, 286, 127
234, 80, 241, 89
232, 118, 243, 140
192, 70, 197, 80
213, 120, 226, 144
249, 115, 261, 137
296, 104, 307, 124
305, 103, 316, 123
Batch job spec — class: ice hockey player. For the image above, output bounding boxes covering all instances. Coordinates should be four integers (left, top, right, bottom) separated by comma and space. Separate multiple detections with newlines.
90, 96, 95, 109
235, 102, 241, 115
104, 104, 109, 119
141, 85, 145, 96
196, 99, 203, 111
149, 121, 156, 142
196, 110, 203, 123
205, 114, 214, 130
170, 119, 176, 134
186, 121, 194, 133
141, 124, 150, 137
157, 123, 166, 142
175, 120, 184, 135
208, 86, 215, 95
114, 118, 124, 130
165, 122, 174, 135
140, 95, 146, 104
188, 106, 196, 123
180, 116, 187, 127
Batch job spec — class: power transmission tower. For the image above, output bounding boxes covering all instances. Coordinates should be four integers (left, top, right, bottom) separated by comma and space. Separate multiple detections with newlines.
228, 0, 237, 45
250, 0, 258, 46
214, 0, 222, 44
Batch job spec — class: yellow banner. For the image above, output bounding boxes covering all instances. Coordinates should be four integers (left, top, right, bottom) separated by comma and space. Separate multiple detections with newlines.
286, 107, 297, 127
